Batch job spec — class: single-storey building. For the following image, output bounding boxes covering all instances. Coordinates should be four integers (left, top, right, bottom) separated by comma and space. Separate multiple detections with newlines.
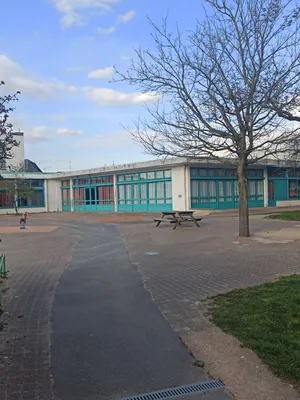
0, 132, 299, 214
1, 156, 300, 214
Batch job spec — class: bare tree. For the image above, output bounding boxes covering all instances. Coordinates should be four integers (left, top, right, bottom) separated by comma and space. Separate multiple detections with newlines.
0, 81, 20, 169
116, 0, 300, 237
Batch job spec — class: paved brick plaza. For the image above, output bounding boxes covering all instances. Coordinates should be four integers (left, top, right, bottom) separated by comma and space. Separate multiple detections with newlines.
0, 212, 299, 400
0, 216, 80, 400
118, 215, 300, 334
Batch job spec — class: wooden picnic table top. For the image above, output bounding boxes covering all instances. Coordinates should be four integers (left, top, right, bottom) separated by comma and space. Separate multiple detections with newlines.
162, 210, 194, 215
162, 210, 195, 217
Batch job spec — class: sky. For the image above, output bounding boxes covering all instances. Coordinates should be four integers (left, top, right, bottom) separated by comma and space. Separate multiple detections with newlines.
0, 0, 203, 171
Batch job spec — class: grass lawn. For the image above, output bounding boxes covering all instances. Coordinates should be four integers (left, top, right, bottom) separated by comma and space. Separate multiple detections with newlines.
267, 210, 300, 221
209, 275, 300, 386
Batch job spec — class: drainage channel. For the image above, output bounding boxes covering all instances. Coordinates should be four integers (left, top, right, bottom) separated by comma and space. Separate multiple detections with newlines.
119, 380, 225, 400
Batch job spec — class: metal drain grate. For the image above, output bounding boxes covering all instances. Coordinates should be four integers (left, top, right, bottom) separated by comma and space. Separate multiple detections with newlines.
119, 380, 225, 400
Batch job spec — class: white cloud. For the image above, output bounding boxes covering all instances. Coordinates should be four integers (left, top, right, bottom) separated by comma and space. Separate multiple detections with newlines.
51, 0, 120, 28
0, 54, 75, 100
83, 87, 160, 106
88, 67, 114, 80
97, 26, 115, 35
68, 85, 78, 92
26, 126, 54, 143
57, 128, 83, 137
117, 10, 136, 24
71, 130, 131, 150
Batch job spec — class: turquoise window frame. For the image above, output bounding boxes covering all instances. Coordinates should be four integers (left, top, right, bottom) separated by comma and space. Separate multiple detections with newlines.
61, 181, 71, 211
70, 175, 114, 212
117, 170, 172, 211
0, 179, 45, 209
190, 168, 264, 209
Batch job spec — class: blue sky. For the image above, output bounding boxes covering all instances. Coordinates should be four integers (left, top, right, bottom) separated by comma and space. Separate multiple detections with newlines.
1, 0, 202, 171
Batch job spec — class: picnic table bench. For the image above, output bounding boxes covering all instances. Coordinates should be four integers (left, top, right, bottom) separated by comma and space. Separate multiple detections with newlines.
154, 211, 202, 229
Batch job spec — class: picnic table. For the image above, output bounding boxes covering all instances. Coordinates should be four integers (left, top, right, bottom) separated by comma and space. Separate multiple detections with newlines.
154, 211, 202, 229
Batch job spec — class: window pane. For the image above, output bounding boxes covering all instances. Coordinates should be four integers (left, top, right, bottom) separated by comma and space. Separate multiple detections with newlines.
208, 181, 216, 197
79, 188, 84, 204
147, 172, 155, 179
148, 182, 155, 198
225, 169, 236, 177
164, 170, 171, 178
31, 191, 44, 206
190, 168, 199, 177
125, 185, 131, 200
31, 180, 44, 187
118, 175, 124, 182
268, 181, 274, 200
289, 180, 297, 198
98, 187, 104, 202
165, 181, 172, 198
268, 168, 285, 177
226, 181, 232, 197
140, 173, 147, 180
140, 184, 147, 199
191, 181, 199, 197
199, 181, 207, 197
133, 184, 139, 199
200, 169, 209, 177
219, 181, 225, 197
156, 171, 164, 179
62, 189, 69, 201
118, 185, 125, 200
156, 182, 164, 198
257, 180, 263, 195
109, 186, 114, 203
249, 181, 256, 196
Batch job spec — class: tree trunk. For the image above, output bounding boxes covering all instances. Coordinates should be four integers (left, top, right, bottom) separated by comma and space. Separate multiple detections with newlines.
237, 158, 250, 237
13, 200, 18, 215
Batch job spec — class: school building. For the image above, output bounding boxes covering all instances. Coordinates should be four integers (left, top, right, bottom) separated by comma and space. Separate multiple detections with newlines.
0, 137, 300, 214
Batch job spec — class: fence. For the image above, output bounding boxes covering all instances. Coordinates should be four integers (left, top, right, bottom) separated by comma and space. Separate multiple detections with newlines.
0, 254, 6, 278
0, 254, 6, 308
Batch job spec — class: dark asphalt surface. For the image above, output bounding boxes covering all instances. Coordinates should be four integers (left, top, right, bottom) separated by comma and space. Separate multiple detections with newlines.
51, 223, 231, 400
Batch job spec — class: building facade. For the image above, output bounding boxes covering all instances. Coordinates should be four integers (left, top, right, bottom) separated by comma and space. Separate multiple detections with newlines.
0, 158, 300, 214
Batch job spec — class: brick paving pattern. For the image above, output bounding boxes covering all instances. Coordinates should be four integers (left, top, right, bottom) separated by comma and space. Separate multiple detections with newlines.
0, 211, 299, 399
119, 216, 300, 334
0, 221, 80, 400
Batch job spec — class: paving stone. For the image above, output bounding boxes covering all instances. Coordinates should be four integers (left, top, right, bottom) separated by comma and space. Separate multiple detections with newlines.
119, 216, 300, 335
0, 222, 80, 400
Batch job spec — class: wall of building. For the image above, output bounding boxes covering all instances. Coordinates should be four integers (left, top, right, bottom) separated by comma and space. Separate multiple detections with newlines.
171, 165, 188, 211
46, 180, 61, 212
0, 207, 47, 215
6, 132, 25, 169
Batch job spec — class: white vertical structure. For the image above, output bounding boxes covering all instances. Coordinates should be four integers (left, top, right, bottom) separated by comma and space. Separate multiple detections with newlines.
6, 132, 25, 169
113, 174, 118, 212
263, 167, 269, 207
171, 165, 188, 210
44, 180, 48, 211
185, 166, 191, 210
70, 179, 74, 211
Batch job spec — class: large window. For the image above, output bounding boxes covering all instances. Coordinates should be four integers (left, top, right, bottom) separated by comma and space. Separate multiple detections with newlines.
288, 180, 300, 199
191, 168, 263, 178
71, 175, 114, 207
117, 170, 172, 209
117, 170, 171, 182
0, 179, 45, 208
